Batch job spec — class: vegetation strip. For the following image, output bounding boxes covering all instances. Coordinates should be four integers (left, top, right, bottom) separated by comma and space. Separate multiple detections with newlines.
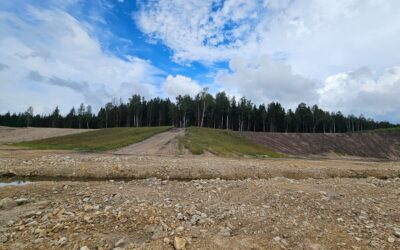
13, 126, 171, 151
179, 127, 284, 157
370, 127, 400, 133
2, 92, 398, 133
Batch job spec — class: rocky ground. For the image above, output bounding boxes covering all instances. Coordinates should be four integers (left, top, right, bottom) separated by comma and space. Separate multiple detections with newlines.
1, 177, 400, 250
1, 149, 400, 181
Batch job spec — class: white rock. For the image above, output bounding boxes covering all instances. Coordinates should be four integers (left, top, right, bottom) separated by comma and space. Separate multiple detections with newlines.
177, 213, 184, 220
115, 238, 125, 247
57, 237, 67, 246
218, 227, 232, 237
191, 215, 200, 225
15, 198, 29, 205
0, 198, 17, 210
273, 236, 281, 242
174, 236, 186, 250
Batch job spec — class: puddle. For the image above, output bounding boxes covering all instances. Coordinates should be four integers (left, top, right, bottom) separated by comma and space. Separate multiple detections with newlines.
0, 180, 30, 187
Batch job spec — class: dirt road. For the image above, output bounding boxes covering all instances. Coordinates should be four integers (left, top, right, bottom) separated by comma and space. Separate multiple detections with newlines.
112, 128, 184, 156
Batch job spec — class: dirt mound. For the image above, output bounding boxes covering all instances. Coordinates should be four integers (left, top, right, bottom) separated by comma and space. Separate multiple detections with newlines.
0, 126, 94, 144
241, 132, 400, 160
2, 151, 400, 181
112, 128, 185, 155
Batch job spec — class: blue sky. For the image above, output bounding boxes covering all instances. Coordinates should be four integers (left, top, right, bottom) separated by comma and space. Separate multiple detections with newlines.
1, 0, 400, 123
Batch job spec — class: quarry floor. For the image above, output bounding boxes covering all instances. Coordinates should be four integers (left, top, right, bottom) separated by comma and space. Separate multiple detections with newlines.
1, 148, 400, 250
0, 127, 400, 249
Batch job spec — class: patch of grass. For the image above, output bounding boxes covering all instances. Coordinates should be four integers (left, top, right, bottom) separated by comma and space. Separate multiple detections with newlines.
369, 127, 400, 133
179, 127, 285, 158
335, 151, 347, 157
14, 126, 171, 151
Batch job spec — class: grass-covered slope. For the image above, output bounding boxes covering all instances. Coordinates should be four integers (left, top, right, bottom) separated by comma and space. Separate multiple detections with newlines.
370, 127, 400, 133
14, 126, 171, 151
179, 127, 284, 157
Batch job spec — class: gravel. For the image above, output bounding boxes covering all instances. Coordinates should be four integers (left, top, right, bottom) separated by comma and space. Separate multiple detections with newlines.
1, 177, 399, 249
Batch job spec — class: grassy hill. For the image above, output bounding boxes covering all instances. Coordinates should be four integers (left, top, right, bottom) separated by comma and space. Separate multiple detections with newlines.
179, 127, 284, 157
14, 126, 171, 151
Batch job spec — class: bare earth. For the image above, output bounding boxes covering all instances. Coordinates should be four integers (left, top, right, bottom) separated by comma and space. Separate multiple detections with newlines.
112, 129, 185, 156
0, 127, 400, 249
242, 132, 400, 160
0, 127, 93, 144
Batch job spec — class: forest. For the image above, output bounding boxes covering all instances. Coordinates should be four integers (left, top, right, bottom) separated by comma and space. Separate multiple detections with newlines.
0, 90, 397, 133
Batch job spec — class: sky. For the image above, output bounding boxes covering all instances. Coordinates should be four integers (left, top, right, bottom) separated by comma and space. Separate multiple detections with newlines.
0, 0, 400, 123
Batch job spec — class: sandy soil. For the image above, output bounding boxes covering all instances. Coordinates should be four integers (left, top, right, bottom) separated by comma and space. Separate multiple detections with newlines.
112, 129, 185, 156
0, 127, 94, 144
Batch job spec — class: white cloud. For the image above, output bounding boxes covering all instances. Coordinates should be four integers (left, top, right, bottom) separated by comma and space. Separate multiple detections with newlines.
135, 0, 400, 122
1, 0, 399, 123
318, 66, 400, 121
135, 0, 400, 77
134, 0, 261, 64
162, 75, 202, 99
216, 56, 318, 108
258, 0, 400, 78
0, 7, 162, 115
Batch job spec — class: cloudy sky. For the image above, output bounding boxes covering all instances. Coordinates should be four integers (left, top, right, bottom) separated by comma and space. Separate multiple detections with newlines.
1, 0, 400, 123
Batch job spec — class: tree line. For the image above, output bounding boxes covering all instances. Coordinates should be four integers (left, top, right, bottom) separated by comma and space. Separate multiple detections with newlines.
0, 89, 397, 133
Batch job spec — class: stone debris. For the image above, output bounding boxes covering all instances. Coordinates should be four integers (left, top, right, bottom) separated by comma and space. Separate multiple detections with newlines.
0, 156, 400, 249
114, 238, 126, 248
0, 198, 17, 210
174, 236, 186, 250
56, 237, 67, 246
15, 198, 29, 206
218, 227, 232, 237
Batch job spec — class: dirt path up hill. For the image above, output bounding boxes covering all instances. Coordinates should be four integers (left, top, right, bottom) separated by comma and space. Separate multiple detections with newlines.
112, 128, 184, 155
